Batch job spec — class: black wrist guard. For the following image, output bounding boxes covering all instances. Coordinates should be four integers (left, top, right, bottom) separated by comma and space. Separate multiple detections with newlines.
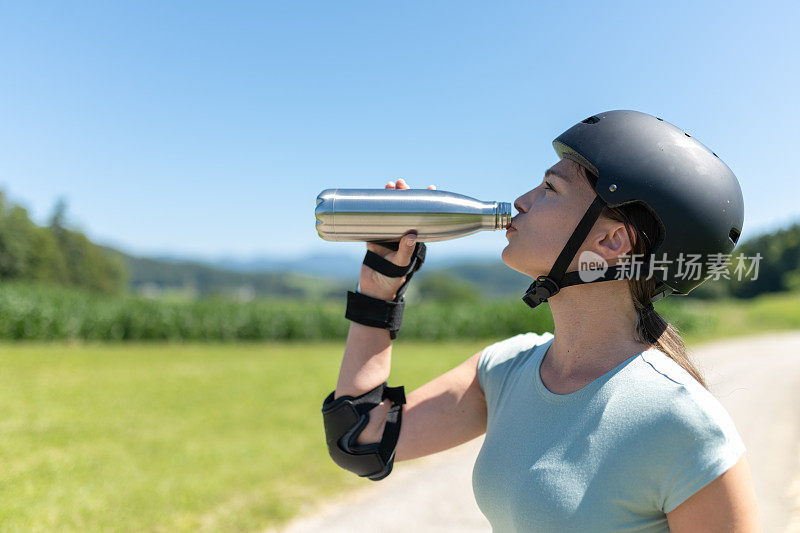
345, 240, 426, 339
322, 381, 407, 481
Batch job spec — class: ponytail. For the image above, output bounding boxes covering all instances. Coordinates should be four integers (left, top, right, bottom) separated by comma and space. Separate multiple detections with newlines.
633, 301, 707, 389
579, 166, 708, 389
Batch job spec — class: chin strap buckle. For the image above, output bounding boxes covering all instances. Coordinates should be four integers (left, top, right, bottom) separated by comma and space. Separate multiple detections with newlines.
522, 276, 560, 309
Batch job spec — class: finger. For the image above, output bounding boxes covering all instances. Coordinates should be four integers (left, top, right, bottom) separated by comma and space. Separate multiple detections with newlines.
396, 178, 410, 190
386, 181, 396, 188
427, 185, 436, 189
393, 232, 418, 266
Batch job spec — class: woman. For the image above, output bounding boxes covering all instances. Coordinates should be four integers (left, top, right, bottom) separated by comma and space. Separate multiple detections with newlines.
322, 110, 760, 531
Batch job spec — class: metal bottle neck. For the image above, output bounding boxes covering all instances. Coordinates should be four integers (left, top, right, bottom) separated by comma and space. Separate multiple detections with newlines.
493, 202, 512, 229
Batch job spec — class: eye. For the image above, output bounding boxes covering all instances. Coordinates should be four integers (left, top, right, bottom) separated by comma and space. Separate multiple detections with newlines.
544, 181, 555, 192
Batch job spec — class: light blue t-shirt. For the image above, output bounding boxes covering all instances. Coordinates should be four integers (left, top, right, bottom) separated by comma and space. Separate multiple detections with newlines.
472, 332, 746, 532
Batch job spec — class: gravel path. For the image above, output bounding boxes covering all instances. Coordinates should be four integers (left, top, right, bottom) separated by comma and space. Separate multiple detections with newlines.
271, 331, 800, 533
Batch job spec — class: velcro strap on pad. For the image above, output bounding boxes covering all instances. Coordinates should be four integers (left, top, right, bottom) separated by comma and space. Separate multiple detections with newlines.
383, 385, 406, 405
372, 240, 400, 251
363, 251, 414, 278
345, 291, 405, 337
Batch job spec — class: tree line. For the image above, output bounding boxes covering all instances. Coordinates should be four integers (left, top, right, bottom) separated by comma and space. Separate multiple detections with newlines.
0, 193, 125, 293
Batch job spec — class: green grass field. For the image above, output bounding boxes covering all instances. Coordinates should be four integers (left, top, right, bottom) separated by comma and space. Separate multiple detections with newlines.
1, 291, 799, 531
0, 340, 492, 531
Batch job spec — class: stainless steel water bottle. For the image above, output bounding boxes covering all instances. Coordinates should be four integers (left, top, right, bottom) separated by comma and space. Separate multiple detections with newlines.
315, 188, 512, 242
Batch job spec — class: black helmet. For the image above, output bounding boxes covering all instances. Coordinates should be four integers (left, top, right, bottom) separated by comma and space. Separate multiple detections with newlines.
523, 110, 745, 308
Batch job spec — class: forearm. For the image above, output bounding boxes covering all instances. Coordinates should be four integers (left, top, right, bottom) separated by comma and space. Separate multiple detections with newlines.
334, 321, 393, 399
333, 321, 394, 444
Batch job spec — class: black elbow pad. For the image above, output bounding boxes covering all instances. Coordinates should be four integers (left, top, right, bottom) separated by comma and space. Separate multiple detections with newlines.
321, 381, 406, 481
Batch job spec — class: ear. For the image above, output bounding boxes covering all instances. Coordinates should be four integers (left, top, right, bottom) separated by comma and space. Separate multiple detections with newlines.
591, 221, 635, 263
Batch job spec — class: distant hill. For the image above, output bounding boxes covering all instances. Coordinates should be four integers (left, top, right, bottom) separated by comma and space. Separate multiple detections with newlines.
204, 250, 504, 279
417, 260, 530, 299
202, 250, 531, 299
101, 247, 350, 301
99, 245, 525, 301
211, 253, 361, 279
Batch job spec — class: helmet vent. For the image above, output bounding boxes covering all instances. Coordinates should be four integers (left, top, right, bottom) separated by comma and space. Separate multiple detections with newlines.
582, 116, 600, 124
656, 117, 663, 121
729, 227, 741, 245
684, 132, 691, 138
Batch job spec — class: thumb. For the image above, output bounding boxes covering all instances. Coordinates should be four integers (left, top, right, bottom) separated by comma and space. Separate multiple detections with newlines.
394, 233, 418, 266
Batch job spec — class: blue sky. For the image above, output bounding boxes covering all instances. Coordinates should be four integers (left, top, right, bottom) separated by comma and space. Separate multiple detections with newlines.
1, 1, 798, 264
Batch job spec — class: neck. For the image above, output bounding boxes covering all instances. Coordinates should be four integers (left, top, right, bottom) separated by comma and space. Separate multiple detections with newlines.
544, 280, 651, 380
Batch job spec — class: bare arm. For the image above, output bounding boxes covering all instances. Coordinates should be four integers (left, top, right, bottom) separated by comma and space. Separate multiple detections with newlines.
348, 347, 487, 462
666, 454, 761, 532
333, 178, 487, 463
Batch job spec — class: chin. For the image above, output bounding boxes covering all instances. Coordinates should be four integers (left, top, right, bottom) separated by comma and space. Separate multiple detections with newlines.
501, 246, 544, 279
500, 246, 523, 274
500, 245, 514, 267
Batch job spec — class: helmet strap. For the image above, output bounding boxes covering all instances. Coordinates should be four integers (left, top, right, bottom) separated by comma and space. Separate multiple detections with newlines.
523, 195, 607, 308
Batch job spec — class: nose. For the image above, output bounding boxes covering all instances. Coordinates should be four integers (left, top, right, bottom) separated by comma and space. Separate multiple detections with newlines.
514, 196, 528, 214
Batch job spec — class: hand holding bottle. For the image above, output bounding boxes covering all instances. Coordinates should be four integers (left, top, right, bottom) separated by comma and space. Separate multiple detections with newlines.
357, 179, 436, 300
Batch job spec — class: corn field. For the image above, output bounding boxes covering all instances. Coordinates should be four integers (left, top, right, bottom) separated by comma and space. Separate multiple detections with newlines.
0, 282, 740, 342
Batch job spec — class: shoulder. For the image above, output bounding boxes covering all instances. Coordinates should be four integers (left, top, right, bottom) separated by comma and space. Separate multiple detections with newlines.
478, 331, 553, 392
628, 349, 746, 512
631, 349, 739, 437
480, 331, 553, 370
636, 350, 733, 425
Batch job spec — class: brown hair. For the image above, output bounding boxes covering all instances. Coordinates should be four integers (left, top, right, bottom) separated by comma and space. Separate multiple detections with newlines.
577, 165, 708, 389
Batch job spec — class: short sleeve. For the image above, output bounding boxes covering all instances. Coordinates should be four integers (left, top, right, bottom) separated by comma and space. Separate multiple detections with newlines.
478, 332, 553, 412
658, 387, 747, 513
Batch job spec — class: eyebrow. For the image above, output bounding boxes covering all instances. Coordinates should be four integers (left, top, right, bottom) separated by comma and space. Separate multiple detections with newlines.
544, 169, 571, 187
